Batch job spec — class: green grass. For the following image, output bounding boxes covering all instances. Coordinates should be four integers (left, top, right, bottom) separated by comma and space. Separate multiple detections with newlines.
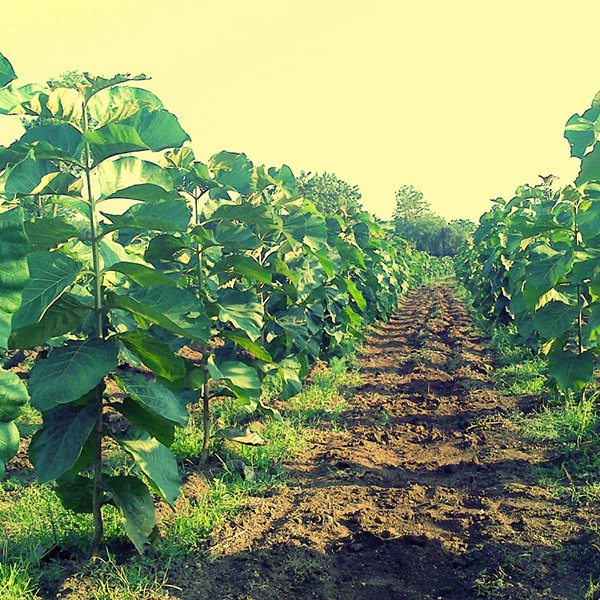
0, 561, 40, 600
0, 352, 360, 599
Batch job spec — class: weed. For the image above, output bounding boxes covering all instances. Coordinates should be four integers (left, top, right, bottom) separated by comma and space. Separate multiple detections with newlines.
0, 561, 40, 600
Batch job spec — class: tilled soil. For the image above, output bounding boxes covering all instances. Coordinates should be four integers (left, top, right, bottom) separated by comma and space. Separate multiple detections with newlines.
170, 283, 599, 600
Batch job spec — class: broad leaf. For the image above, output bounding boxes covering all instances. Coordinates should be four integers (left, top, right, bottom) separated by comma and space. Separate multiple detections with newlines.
207, 357, 260, 407
97, 156, 176, 202
548, 349, 595, 392
12, 250, 81, 330
114, 397, 175, 447
107, 286, 209, 341
104, 475, 156, 553
0, 208, 29, 349
29, 337, 119, 412
117, 428, 180, 505
113, 371, 188, 427
0, 370, 28, 422
24, 217, 79, 251
0, 421, 19, 478
9, 293, 91, 349
0, 53, 16, 89
102, 199, 191, 232
217, 289, 263, 341
29, 401, 97, 483
119, 331, 186, 381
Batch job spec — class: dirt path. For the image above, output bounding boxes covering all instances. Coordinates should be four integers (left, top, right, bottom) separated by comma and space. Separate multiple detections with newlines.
176, 283, 597, 600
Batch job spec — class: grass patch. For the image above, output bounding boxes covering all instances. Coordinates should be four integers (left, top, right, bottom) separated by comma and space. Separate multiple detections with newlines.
0, 352, 360, 598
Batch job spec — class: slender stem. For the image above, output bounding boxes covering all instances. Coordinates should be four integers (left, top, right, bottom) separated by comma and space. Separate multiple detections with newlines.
200, 363, 210, 464
83, 100, 105, 557
574, 201, 583, 357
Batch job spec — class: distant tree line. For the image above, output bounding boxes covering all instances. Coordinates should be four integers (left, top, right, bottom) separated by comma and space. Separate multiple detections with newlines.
392, 184, 476, 256
297, 172, 474, 257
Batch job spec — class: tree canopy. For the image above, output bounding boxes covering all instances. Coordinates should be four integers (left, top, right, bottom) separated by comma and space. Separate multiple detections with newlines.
297, 171, 363, 216
392, 185, 475, 256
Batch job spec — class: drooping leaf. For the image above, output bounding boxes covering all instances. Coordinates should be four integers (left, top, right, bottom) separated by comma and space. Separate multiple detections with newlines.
217, 289, 263, 341
54, 474, 94, 513
0, 369, 28, 422
28, 401, 97, 483
117, 428, 180, 505
104, 475, 156, 553
9, 293, 91, 349
113, 371, 188, 427
97, 156, 176, 202
106, 286, 209, 341
0, 208, 29, 349
207, 357, 260, 407
533, 301, 579, 339
0, 53, 16, 89
119, 331, 186, 381
0, 421, 19, 477
101, 198, 191, 232
105, 261, 178, 287
548, 349, 596, 392
114, 397, 175, 447
24, 217, 80, 251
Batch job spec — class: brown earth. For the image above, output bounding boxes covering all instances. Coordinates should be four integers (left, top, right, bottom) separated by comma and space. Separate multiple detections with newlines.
152, 282, 598, 600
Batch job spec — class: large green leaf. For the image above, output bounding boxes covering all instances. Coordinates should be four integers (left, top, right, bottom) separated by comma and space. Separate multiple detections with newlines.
105, 261, 178, 287
577, 143, 600, 186
209, 151, 254, 194
212, 255, 272, 284
101, 198, 191, 232
113, 371, 188, 427
117, 428, 180, 505
0, 208, 29, 349
96, 157, 176, 202
12, 250, 81, 330
106, 286, 209, 341
114, 397, 175, 447
119, 331, 186, 381
207, 357, 260, 407
9, 293, 91, 349
28, 401, 97, 483
104, 475, 156, 553
87, 86, 163, 127
564, 109, 599, 159
284, 211, 328, 251
221, 330, 273, 362
533, 301, 579, 339
548, 349, 596, 392
217, 289, 263, 341
29, 337, 119, 412
3, 152, 56, 194
0, 421, 19, 478
54, 474, 94, 513
0, 370, 28, 422
24, 217, 80, 251
0, 53, 16, 89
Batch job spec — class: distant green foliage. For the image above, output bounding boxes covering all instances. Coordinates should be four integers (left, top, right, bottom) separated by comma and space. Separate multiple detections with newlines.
392, 185, 475, 256
296, 171, 363, 216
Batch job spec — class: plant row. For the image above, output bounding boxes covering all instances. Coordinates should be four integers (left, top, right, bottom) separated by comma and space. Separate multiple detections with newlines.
0, 52, 443, 553
455, 90, 600, 395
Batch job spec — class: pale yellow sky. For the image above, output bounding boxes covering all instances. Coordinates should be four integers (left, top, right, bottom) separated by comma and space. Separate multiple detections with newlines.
1, 0, 598, 222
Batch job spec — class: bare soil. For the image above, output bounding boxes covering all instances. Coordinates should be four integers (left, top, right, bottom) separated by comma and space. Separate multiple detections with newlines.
167, 283, 599, 599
